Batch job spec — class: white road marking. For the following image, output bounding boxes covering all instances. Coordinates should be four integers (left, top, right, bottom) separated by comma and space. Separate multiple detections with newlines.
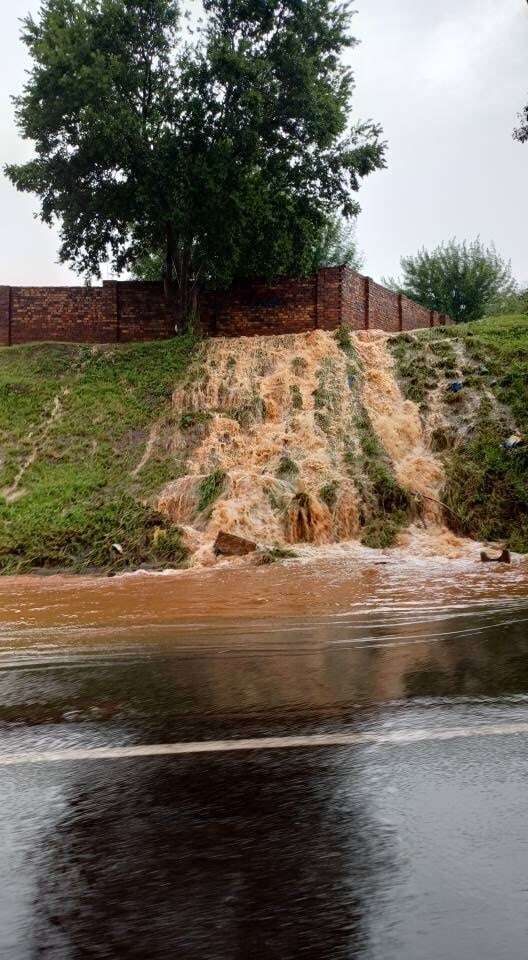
1, 722, 528, 766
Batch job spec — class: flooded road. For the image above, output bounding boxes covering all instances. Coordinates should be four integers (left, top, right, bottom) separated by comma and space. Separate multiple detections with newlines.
1, 550, 528, 958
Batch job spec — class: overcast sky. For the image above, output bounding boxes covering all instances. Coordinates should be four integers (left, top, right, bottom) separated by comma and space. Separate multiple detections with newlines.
0, 0, 526, 286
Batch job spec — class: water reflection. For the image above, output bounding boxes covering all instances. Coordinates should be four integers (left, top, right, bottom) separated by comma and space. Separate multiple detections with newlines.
32, 750, 397, 959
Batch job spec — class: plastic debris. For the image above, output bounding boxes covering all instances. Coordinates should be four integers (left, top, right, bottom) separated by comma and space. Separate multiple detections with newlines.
503, 434, 525, 450
448, 380, 464, 393
111, 543, 124, 555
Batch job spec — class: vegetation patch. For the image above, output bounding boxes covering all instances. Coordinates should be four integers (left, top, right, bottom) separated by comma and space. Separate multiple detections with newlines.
276, 455, 299, 480
344, 409, 413, 547
388, 335, 439, 409
180, 410, 212, 430
197, 469, 227, 514
0, 335, 199, 573
394, 315, 528, 552
319, 480, 339, 510
290, 384, 303, 410
257, 546, 298, 565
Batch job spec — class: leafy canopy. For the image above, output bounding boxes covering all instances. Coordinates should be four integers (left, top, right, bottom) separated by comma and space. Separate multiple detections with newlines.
387, 239, 515, 325
6, 0, 385, 304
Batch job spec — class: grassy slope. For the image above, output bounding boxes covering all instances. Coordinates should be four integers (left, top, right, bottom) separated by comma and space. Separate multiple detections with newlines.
391, 314, 528, 551
0, 336, 199, 573
0, 316, 526, 574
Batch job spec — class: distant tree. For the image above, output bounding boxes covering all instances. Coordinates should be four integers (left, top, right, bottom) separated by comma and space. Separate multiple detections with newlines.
386, 239, 515, 324
6, 0, 385, 323
485, 285, 528, 317
311, 216, 363, 271
513, 104, 528, 143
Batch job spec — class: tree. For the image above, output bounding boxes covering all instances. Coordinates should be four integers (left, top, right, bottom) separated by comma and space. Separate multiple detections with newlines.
6, 0, 385, 322
513, 104, 528, 143
311, 215, 363, 271
387, 239, 515, 324
132, 213, 364, 280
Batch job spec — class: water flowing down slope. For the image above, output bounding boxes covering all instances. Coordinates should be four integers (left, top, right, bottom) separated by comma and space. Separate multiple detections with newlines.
157, 329, 461, 565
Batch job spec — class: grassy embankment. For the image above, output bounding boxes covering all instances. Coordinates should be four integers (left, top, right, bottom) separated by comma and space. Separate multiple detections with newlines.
0, 336, 200, 574
0, 314, 526, 574
389, 314, 528, 552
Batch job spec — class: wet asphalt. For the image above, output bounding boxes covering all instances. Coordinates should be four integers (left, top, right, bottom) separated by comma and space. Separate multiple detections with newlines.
1, 595, 528, 959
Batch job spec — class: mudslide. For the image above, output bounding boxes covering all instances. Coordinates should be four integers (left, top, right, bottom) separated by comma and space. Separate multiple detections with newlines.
157, 329, 466, 564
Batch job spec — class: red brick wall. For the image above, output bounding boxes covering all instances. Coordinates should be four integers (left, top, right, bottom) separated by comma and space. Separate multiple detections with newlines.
206, 275, 317, 337
0, 287, 10, 346
0, 268, 451, 347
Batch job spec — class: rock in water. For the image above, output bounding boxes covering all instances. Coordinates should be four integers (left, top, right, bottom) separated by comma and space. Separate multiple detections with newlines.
480, 549, 511, 564
213, 531, 257, 557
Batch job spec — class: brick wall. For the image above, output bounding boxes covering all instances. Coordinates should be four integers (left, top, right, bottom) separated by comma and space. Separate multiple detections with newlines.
0, 266, 451, 347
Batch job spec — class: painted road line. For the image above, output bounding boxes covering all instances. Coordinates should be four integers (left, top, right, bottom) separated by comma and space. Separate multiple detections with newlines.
1, 722, 528, 766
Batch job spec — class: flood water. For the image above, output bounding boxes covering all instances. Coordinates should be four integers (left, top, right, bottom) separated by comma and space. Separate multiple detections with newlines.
1, 548, 528, 959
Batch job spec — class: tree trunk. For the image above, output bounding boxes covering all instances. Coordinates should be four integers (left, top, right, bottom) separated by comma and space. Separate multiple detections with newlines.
164, 224, 196, 333
164, 222, 175, 299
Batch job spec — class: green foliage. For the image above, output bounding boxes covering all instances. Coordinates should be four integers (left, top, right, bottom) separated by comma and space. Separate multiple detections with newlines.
444, 419, 528, 553
197, 470, 227, 514
311, 216, 363, 272
389, 336, 439, 408
387, 239, 515, 324
320, 480, 339, 509
348, 410, 412, 542
0, 335, 198, 573
485, 286, 528, 317
291, 356, 308, 376
397, 315, 528, 552
6, 0, 385, 312
290, 384, 303, 411
277, 456, 299, 480
257, 545, 297, 565
180, 411, 212, 430
361, 512, 407, 550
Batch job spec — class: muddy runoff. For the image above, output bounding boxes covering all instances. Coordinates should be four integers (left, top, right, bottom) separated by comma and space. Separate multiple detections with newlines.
154, 329, 473, 566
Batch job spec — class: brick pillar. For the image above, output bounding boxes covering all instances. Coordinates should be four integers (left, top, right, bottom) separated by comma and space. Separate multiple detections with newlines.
398, 293, 403, 332
0, 286, 11, 346
364, 277, 370, 330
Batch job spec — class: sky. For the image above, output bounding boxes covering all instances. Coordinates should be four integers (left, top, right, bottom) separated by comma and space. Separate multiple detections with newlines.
0, 0, 526, 286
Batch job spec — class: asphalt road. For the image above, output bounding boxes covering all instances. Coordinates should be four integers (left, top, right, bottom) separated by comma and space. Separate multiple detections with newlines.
1, 590, 528, 959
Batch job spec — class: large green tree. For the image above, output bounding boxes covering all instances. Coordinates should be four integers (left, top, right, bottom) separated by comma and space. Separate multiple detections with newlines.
387, 239, 515, 325
6, 0, 385, 319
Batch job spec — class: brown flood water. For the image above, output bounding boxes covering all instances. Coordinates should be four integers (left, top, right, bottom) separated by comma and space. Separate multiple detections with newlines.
1, 544, 527, 646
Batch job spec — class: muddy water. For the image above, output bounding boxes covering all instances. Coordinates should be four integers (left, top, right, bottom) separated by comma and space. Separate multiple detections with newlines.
155, 330, 460, 566
2, 556, 528, 959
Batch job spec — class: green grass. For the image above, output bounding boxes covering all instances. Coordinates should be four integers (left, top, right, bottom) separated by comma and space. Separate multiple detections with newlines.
401, 315, 528, 551
276, 455, 299, 480
257, 545, 298, 565
0, 335, 199, 573
345, 410, 413, 548
197, 469, 227, 514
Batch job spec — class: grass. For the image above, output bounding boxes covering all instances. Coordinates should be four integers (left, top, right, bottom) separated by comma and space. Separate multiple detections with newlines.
398, 315, 528, 551
0, 334, 199, 573
290, 384, 303, 411
346, 410, 413, 548
276, 455, 299, 480
319, 480, 339, 510
388, 335, 439, 409
197, 469, 227, 514
257, 545, 298, 565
